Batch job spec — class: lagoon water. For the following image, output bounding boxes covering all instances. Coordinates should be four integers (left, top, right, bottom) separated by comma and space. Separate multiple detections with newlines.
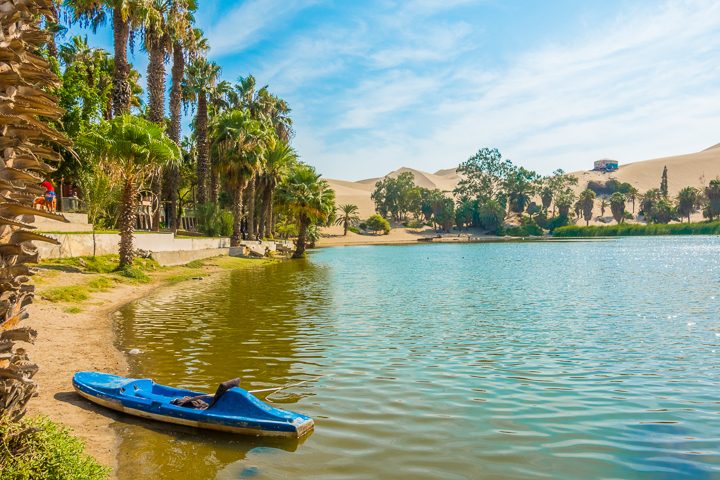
113, 237, 720, 479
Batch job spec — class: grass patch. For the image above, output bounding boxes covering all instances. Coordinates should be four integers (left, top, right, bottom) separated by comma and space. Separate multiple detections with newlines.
553, 221, 720, 237
64, 306, 82, 314
41, 286, 90, 303
41, 255, 159, 274
116, 266, 151, 283
0, 416, 110, 480
184, 259, 205, 268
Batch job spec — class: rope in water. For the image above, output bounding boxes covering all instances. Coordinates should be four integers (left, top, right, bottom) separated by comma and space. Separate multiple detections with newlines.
249, 379, 312, 395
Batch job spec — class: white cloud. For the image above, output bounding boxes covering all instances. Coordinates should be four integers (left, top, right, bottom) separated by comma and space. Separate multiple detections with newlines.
296, 0, 720, 178
204, 0, 317, 57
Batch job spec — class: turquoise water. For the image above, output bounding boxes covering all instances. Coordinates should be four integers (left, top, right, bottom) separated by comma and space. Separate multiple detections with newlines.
113, 237, 720, 479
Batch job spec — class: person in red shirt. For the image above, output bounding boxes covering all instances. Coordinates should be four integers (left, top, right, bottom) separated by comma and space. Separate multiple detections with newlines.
41, 179, 55, 212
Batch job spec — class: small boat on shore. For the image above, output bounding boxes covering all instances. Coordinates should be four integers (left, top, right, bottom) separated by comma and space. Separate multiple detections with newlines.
73, 372, 314, 438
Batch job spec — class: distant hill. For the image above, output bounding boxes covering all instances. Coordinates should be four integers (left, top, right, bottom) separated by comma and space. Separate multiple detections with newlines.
327, 146, 720, 219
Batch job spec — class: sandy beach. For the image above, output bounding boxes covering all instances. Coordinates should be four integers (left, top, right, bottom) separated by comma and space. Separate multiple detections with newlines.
23, 257, 273, 477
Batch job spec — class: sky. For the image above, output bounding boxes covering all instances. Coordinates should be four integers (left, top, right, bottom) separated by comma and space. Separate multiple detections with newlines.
68, 0, 720, 180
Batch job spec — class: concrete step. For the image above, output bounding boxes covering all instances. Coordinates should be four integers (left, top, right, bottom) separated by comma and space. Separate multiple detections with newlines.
31, 212, 93, 232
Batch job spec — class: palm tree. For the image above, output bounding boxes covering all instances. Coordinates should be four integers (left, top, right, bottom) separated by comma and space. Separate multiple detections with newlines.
79, 115, 180, 267
579, 189, 595, 226
64, 0, 148, 116
600, 198, 608, 217
258, 139, 296, 238
335, 204, 360, 235
276, 164, 336, 258
210, 110, 266, 245
168, 20, 204, 230
182, 57, 220, 205
677, 186, 699, 223
0, 0, 71, 421
208, 80, 236, 201
627, 186, 639, 213
609, 192, 626, 224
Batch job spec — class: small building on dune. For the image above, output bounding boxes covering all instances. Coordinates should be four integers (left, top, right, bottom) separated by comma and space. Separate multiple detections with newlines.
593, 159, 619, 172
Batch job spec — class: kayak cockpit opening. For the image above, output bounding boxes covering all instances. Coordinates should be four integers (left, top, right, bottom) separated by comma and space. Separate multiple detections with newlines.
170, 378, 241, 410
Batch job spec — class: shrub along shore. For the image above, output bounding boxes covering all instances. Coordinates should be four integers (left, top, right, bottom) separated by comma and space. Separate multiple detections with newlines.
553, 221, 720, 237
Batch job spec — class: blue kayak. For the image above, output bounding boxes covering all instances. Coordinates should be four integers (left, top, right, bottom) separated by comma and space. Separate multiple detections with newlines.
72, 371, 314, 438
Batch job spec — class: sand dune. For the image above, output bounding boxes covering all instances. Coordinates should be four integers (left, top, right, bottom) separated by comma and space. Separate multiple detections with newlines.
326, 145, 720, 221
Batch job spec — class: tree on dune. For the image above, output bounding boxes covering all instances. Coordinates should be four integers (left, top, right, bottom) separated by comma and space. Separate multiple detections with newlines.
660, 165, 669, 198
579, 189, 595, 226
335, 204, 360, 236
627, 186, 639, 213
600, 198, 608, 217
703, 179, 720, 221
609, 192, 626, 224
276, 164, 335, 258
676, 186, 699, 223
79, 115, 180, 267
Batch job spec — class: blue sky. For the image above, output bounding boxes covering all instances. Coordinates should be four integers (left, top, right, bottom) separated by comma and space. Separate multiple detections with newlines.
68, 0, 720, 180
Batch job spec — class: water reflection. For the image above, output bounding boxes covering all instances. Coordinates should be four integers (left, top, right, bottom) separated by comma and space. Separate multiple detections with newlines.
113, 238, 720, 479
113, 259, 330, 479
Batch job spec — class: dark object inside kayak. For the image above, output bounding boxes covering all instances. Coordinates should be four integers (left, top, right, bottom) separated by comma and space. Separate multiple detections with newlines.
170, 378, 241, 410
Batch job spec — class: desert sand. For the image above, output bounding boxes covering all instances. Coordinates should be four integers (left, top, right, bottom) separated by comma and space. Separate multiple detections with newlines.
325, 145, 720, 230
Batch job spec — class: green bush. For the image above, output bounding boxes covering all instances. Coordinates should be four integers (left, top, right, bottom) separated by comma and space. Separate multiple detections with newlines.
366, 214, 391, 234
358, 222, 367, 231
402, 218, 425, 228
546, 215, 570, 232
0, 416, 109, 480
553, 221, 720, 237
196, 203, 233, 237
348, 225, 360, 234
505, 216, 543, 237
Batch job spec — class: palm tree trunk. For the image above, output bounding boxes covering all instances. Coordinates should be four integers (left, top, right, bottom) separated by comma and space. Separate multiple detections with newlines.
247, 175, 256, 238
196, 93, 209, 204
119, 178, 137, 268
293, 216, 309, 258
112, 9, 131, 116
167, 41, 183, 232
231, 186, 245, 247
210, 159, 219, 202
265, 179, 275, 239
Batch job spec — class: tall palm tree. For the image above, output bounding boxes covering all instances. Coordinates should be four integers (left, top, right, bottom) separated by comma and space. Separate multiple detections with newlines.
0, 0, 71, 422
210, 110, 266, 245
609, 192, 626, 224
207, 79, 236, 201
600, 198, 608, 217
79, 115, 180, 267
64, 0, 148, 116
677, 186, 699, 223
335, 204, 360, 236
258, 139, 296, 238
579, 189, 596, 226
276, 164, 336, 258
167, 19, 204, 230
182, 57, 220, 205
627, 186, 639, 213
